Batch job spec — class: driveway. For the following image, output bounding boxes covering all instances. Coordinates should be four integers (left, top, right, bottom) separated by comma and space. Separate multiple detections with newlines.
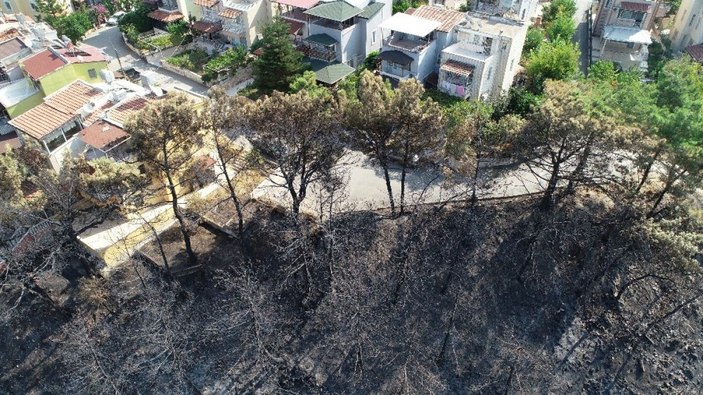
572, 0, 593, 74
83, 26, 209, 95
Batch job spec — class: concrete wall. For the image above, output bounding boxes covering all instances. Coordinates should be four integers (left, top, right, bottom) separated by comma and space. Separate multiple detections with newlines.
7, 90, 43, 118
38, 62, 108, 96
416, 40, 438, 81
244, 0, 271, 46
671, 0, 703, 51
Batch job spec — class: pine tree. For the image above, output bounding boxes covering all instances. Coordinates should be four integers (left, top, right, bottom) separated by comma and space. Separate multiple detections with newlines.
253, 18, 306, 93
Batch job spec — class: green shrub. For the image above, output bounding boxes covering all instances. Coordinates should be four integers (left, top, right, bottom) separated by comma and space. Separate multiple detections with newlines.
166, 48, 211, 72
202, 46, 247, 82
118, 4, 154, 33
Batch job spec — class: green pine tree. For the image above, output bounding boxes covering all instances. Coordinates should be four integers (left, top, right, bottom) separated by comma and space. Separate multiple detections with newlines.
253, 18, 306, 93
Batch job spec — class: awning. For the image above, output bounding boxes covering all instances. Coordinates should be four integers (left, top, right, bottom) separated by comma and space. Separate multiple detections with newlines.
685, 43, 703, 63
147, 10, 184, 22
285, 19, 304, 35
378, 50, 413, 66
379, 13, 440, 37
305, 0, 363, 22
620, 1, 649, 12
603, 26, 652, 44
273, 0, 319, 9
194, 0, 218, 7
305, 33, 337, 46
306, 57, 354, 85
440, 60, 473, 77
0, 131, 21, 154
218, 8, 241, 19
192, 20, 223, 34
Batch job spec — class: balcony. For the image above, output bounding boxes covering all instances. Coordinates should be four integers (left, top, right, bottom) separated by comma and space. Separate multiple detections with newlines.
384, 34, 431, 53
612, 18, 643, 28
157, 0, 179, 11
311, 18, 354, 31
381, 62, 411, 79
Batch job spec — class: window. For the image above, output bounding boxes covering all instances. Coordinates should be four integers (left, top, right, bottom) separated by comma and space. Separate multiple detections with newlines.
486, 67, 492, 80
521, 9, 526, 20
510, 59, 514, 71
3, 1, 11, 10
689, 14, 697, 26
627, 42, 635, 49
372, 30, 377, 44
30, 2, 37, 10
618, 9, 644, 24
88, 68, 97, 79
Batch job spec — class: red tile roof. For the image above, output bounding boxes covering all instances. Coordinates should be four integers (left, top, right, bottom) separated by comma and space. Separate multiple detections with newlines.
79, 119, 129, 150
9, 81, 105, 140
105, 96, 151, 126
620, 1, 650, 12
148, 10, 184, 22
21, 44, 106, 80
409, 5, 464, 32
9, 103, 77, 140
0, 131, 21, 154
685, 43, 703, 63
218, 8, 242, 19
273, 0, 319, 9
194, 0, 218, 6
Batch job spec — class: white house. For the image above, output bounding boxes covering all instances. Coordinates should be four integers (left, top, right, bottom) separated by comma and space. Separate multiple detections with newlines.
274, 0, 392, 84
669, 0, 703, 54
438, 14, 526, 99
592, 0, 660, 70
193, 0, 271, 46
378, 5, 528, 100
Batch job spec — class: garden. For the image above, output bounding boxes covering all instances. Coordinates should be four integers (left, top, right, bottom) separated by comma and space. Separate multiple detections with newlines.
119, 7, 191, 53
164, 46, 249, 83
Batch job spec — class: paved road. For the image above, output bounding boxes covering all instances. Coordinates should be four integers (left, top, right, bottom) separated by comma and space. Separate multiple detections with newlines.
572, 0, 593, 74
83, 25, 208, 95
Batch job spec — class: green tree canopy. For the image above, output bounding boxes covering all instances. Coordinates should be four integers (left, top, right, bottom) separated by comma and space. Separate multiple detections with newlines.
54, 11, 93, 43
523, 26, 545, 55
525, 40, 580, 93
542, 0, 577, 24
253, 18, 306, 93
546, 12, 576, 42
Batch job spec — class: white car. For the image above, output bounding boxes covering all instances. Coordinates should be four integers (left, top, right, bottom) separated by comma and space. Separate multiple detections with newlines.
107, 11, 126, 26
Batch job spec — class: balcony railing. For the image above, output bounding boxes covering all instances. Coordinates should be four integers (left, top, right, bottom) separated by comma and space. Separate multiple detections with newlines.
311, 18, 354, 31
281, 9, 306, 21
384, 35, 431, 53
298, 43, 337, 62
157, 0, 179, 11
612, 18, 642, 28
381, 63, 411, 78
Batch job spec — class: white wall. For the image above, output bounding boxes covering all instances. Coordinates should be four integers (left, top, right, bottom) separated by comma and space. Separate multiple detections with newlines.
671, 0, 703, 51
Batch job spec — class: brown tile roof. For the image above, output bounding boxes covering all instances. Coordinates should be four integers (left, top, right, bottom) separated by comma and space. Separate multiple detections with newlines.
21, 44, 106, 80
148, 10, 184, 22
0, 37, 27, 60
79, 119, 129, 150
409, 5, 464, 33
218, 8, 242, 19
685, 43, 703, 63
83, 100, 115, 125
194, 0, 218, 6
9, 103, 77, 140
9, 81, 106, 140
0, 130, 21, 154
44, 80, 103, 114
192, 20, 223, 34
620, 1, 650, 12
105, 96, 151, 126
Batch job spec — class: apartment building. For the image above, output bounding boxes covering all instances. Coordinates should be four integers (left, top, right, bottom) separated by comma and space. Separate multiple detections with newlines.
669, 0, 703, 53
378, 5, 529, 100
0, 0, 73, 20
592, 0, 660, 70
193, 0, 271, 46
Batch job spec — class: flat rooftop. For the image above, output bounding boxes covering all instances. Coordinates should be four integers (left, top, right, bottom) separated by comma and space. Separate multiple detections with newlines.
456, 12, 524, 37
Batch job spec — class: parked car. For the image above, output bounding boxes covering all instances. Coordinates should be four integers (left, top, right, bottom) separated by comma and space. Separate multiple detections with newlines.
107, 11, 126, 26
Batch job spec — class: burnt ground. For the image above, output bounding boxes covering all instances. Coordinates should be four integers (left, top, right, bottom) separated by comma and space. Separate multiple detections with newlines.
1, 196, 702, 394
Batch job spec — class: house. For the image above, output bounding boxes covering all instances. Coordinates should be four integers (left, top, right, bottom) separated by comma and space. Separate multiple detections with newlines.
669, 0, 703, 53
192, 0, 271, 46
145, 0, 186, 28
8, 79, 150, 170
438, 14, 527, 99
0, 0, 73, 20
592, 0, 661, 70
273, 0, 391, 84
378, 5, 528, 100
379, 6, 465, 83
